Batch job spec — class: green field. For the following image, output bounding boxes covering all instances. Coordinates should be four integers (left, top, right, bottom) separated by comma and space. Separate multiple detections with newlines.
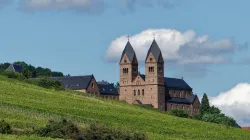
0, 75, 250, 140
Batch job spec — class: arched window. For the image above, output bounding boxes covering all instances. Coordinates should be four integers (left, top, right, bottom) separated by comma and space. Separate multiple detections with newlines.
134, 90, 136, 96
150, 58, 152, 61
142, 89, 144, 96
138, 90, 140, 96
124, 59, 127, 63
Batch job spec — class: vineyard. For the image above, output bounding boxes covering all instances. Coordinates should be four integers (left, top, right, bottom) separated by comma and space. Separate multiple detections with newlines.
0, 75, 250, 140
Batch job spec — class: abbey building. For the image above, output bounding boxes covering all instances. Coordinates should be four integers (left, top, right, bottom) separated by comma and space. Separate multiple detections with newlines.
119, 39, 200, 116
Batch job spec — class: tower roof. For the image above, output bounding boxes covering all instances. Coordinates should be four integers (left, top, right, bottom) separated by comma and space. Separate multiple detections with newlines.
146, 39, 162, 62
120, 41, 136, 63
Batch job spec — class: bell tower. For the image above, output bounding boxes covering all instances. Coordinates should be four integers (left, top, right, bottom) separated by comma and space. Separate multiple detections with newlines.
145, 39, 165, 110
119, 40, 138, 102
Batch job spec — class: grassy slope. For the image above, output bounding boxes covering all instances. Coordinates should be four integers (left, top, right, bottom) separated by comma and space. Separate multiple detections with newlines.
0, 134, 59, 140
0, 76, 250, 140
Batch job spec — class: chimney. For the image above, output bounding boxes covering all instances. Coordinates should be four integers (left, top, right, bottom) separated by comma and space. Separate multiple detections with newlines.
181, 77, 183, 79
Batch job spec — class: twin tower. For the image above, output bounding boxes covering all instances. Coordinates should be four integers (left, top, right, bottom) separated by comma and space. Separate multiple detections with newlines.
119, 39, 166, 110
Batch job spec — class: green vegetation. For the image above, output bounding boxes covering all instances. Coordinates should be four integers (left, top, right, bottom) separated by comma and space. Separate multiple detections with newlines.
170, 109, 188, 118
0, 61, 65, 78
197, 93, 239, 128
0, 76, 250, 139
0, 134, 59, 140
34, 119, 146, 140
0, 71, 63, 91
0, 120, 12, 134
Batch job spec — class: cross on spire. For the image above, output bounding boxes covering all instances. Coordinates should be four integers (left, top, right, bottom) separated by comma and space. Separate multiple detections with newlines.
127, 35, 130, 41
153, 33, 156, 40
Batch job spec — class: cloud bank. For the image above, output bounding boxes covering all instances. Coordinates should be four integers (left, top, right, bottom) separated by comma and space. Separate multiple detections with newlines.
105, 28, 245, 65
0, 0, 182, 13
210, 83, 250, 126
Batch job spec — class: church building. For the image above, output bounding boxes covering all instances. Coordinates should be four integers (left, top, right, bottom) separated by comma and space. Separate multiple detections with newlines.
119, 39, 200, 116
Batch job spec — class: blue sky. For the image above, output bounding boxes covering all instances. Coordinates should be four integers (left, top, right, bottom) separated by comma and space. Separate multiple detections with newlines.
1, 0, 250, 125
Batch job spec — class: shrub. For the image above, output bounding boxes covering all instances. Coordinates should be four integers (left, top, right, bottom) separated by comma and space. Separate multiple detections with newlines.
192, 114, 202, 120
170, 109, 189, 118
37, 78, 64, 90
82, 123, 147, 140
36, 119, 80, 139
2, 71, 25, 80
0, 120, 12, 134
202, 113, 239, 127
36, 120, 147, 140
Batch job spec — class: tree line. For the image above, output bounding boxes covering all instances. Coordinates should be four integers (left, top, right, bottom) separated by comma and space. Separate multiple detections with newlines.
0, 61, 65, 78
170, 93, 240, 128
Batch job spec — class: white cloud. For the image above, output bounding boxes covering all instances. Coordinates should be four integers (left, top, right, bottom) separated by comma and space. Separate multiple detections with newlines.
105, 28, 242, 65
19, 0, 104, 13
210, 83, 250, 126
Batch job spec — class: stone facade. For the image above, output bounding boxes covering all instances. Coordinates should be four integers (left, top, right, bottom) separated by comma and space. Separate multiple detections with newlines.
119, 40, 200, 115
85, 77, 100, 96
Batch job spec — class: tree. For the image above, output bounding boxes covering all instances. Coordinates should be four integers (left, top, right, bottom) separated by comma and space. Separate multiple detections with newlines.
209, 105, 221, 114
114, 82, 120, 89
200, 93, 210, 115
0, 63, 10, 72
22, 69, 33, 79
51, 72, 64, 77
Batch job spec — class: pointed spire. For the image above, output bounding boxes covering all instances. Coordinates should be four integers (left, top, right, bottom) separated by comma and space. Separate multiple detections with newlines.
145, 39, 162, 62
120, 40, 136, 63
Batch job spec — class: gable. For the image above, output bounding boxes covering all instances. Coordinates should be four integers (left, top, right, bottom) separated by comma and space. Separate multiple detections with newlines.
86, 76, 99, 92
145, 52, 157, 63
6, 65, 15, 72
133, 74, 145, 84
120, 53, 132, 64
132, 100, 142, 105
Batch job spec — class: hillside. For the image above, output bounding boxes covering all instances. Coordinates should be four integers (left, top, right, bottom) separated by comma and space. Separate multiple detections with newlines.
0, 76, 250, 140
